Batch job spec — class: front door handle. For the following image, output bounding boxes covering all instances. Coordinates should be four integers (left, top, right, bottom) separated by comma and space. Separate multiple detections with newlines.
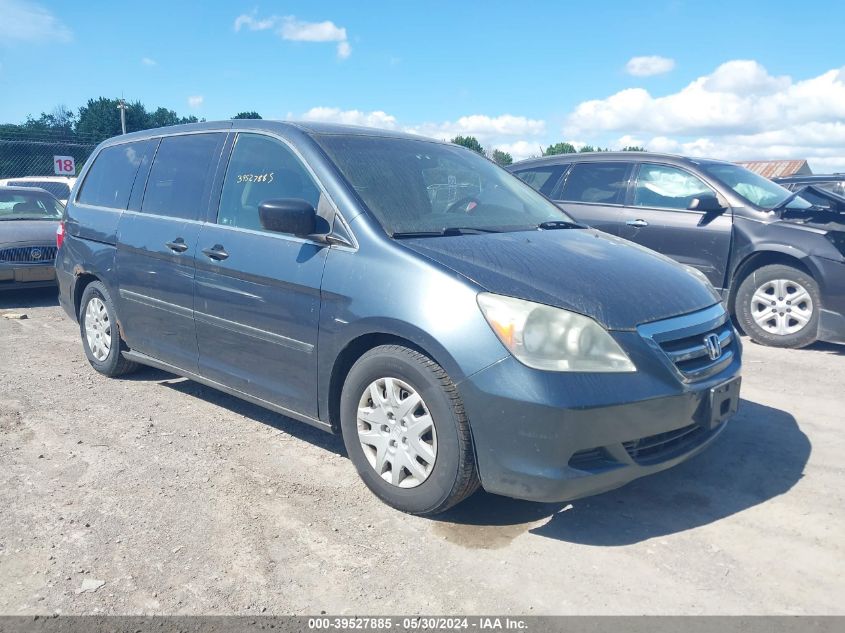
202, 245, 229, 261
626, 219, 649, 228
165, 239, 189, 253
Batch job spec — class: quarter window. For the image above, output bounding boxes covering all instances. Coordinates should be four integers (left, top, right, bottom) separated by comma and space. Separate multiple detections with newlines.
217, 133, 321, 232
77, 141, 155, 209
560, 163, 630, 205
141, 133, 225, 221
513, 166, 567, 197
634, 164, 713, 210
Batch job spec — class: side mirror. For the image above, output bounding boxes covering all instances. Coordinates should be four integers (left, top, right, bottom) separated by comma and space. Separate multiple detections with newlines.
258, 199, 317, 237
688, 193, 726, 213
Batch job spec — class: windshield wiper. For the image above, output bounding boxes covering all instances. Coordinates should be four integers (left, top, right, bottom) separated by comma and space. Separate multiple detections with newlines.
537, 220, 586, 230
392, 227, 502, 238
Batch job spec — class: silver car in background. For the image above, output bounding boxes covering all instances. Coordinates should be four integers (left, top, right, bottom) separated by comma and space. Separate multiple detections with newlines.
0, 186, 63, 290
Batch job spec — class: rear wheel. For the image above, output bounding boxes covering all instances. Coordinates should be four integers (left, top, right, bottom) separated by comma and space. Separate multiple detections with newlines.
734, 264, 820, 348
340, 345, 479, 515
79, 281, 139, 376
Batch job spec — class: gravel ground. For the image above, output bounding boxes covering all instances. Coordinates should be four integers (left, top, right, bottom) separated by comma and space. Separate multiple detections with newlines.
1, 288, 843, 615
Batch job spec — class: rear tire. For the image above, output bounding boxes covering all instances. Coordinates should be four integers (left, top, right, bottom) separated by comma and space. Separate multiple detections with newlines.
734, 264, 820, 348
340, 345, 479, 515
79, 281, 139, 376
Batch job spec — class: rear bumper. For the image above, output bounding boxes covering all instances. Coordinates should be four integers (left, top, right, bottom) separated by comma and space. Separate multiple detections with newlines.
460, 325, 742, 503
0, 263, 56, 290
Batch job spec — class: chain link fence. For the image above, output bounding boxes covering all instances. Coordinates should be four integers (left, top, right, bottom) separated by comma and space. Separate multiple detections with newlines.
0, 130, 99, 180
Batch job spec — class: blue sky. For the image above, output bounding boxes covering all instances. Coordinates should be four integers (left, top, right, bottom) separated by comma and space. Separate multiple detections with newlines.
2, 0, 845, 168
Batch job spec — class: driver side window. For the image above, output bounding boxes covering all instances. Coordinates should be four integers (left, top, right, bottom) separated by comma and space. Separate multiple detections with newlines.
218, 133, 320, 232
634, 164, 713, 211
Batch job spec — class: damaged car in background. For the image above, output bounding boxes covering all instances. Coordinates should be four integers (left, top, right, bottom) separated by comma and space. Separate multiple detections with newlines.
510, 153, 845, 348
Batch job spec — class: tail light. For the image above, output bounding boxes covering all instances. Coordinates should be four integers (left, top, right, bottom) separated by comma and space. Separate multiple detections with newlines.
56, 221, 65, 249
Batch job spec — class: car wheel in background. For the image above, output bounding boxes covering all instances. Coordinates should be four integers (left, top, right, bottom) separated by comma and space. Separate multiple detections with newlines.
340, 344, 479, 515
79, 281, 139, 376
735, 264, 820, 348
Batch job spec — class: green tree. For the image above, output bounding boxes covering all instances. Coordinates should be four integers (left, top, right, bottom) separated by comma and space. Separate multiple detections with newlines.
76, 98, 147, 140
543, 142, 577, 156
491, 149, 513, 166
232, 111, 262, 119
622, 146, 646, 152
451, 135, 484, 155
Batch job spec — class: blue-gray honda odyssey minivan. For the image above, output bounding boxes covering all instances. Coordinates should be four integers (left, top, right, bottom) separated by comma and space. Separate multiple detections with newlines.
56, 121, 742, 514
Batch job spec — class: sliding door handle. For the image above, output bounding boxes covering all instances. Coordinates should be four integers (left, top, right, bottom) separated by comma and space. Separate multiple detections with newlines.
165, 239, 189, 253
625, 219, 649, 228
202, 245, 229, 261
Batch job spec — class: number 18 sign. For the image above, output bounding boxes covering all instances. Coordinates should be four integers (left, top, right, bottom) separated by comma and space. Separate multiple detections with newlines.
53, 156, 76, 176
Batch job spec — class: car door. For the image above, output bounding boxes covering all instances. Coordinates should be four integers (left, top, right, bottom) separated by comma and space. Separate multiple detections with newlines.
193, 132, 329, 417
116, 132, 227, 371
619, 162, 733, 289
551, 161, 633, 234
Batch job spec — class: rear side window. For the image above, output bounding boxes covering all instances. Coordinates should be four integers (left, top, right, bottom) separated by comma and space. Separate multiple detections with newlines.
512, 165, 568, 197
560, 162, 630, 205
77, 141, 154, 209
141, 133, 225, 221
217, 133, 321, 231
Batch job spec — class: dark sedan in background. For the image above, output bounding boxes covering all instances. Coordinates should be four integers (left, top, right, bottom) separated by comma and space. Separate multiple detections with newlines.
0, 186, 63, 290
509, 153, 845, 349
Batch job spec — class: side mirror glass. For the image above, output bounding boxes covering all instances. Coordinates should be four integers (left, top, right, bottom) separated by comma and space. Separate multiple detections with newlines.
688, 193, 726, 213
258, 199, 317, 237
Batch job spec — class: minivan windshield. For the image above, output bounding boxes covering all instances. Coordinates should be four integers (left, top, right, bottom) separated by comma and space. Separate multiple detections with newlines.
0, 191, 63, 221
315, 134, 575, 235
700, 162, 812, 211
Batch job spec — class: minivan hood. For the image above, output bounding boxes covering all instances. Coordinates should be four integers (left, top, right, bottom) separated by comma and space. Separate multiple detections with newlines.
401, 229, 721, 330
0, 219, 59, 247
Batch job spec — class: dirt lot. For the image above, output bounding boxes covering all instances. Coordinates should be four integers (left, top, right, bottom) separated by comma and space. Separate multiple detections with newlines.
1, 288, 843, 615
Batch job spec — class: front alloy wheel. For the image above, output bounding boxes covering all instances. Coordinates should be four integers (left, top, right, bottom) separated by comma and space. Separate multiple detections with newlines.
749, 278, 814, 336
735, 263, 821, 348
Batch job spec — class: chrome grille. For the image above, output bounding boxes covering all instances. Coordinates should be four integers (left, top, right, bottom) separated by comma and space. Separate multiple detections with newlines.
0, 245, 57, 263
638, 304, 738, 382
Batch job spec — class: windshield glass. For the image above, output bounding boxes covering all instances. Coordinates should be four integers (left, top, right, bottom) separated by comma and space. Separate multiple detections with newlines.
0, 191, 64, 220
9, 181, 71, 200
701, 162, 812, 211
315, 135, 574, 235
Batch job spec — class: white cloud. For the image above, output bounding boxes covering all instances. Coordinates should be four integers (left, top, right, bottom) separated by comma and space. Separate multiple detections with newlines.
407, 114, 546, 142
625, 55, 675, 77
233, 13, 277, 32
491, 140, 546, 162
0, 0, 72, 44
565, 60, 845, 172
141, 57, 157, 67
234, 12, 351, 59
187, 95, 204, 109
300, 107, 397, 129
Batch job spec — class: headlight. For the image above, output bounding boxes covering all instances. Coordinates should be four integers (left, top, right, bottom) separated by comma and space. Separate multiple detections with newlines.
477, 293, 636, 372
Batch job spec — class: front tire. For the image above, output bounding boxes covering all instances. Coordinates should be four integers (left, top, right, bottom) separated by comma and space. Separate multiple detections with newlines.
734, 264, 820, 348
79, 281, 139, 376
340, 345, 479, 515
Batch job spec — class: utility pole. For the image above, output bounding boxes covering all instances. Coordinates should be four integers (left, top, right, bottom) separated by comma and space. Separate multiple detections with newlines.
117, 98, 127, 135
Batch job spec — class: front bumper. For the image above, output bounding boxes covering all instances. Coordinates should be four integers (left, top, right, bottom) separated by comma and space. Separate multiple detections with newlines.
0, 263, 56, 290
460, 311, 742, 503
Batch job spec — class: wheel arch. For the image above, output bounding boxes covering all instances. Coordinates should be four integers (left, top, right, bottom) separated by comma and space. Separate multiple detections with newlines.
728, 249, 816, 315
324, 330, 460, 433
